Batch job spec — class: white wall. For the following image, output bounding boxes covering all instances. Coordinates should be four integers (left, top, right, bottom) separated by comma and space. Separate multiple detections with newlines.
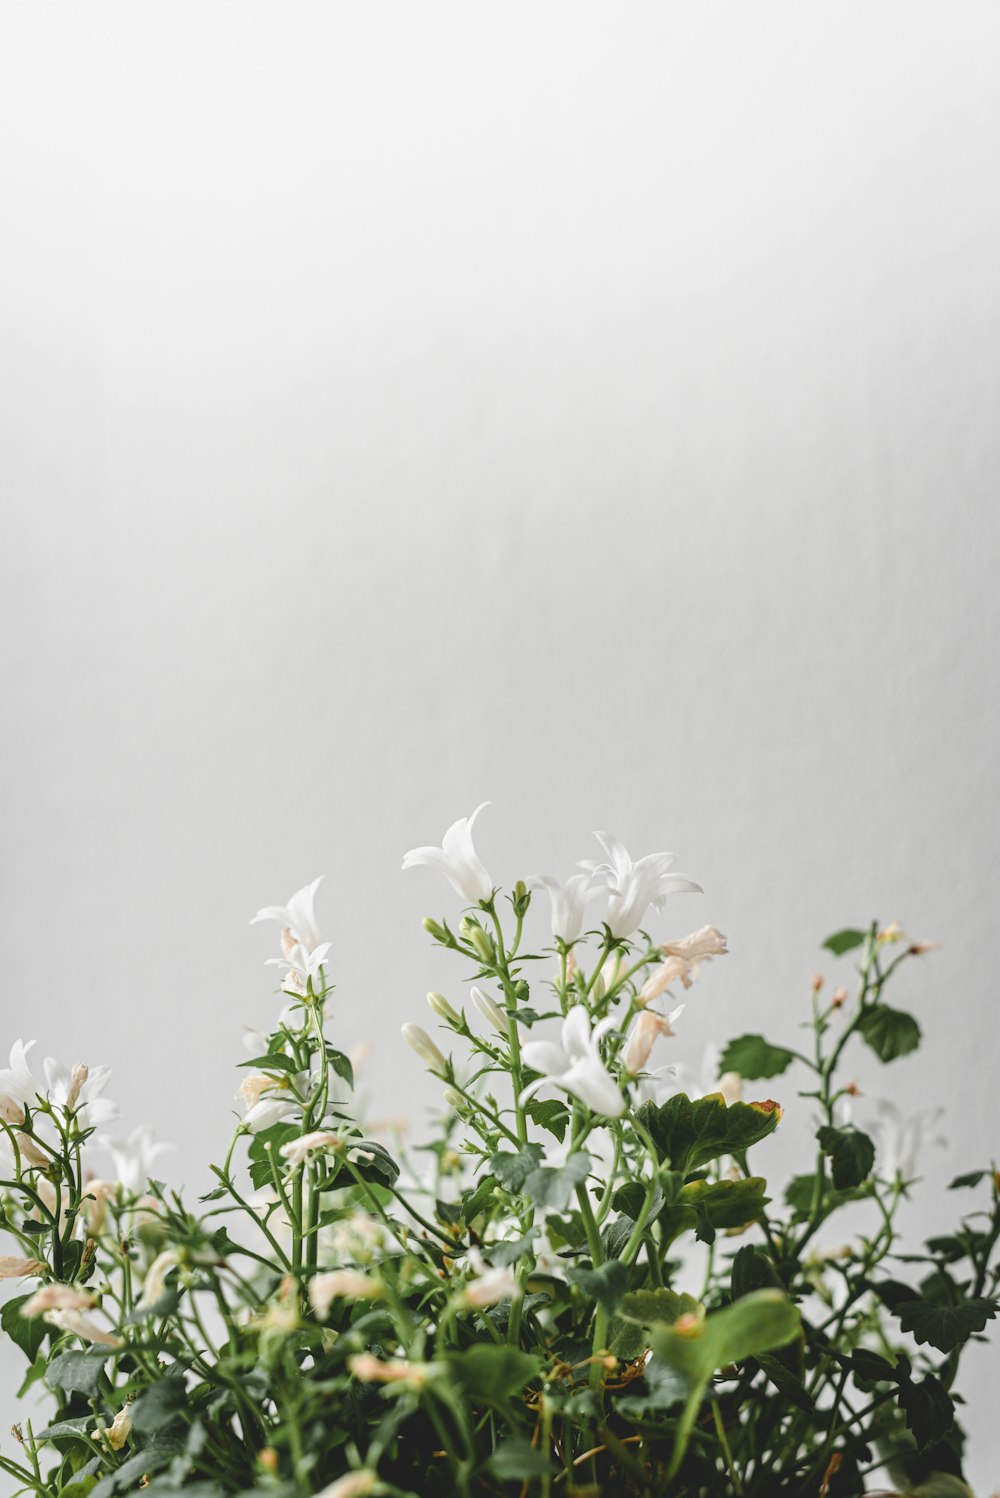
1, 3, 998, 1488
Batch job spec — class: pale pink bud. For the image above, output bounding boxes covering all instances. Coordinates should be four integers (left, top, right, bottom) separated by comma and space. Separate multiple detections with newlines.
280, 1131, 341, 1167
313, 1472, 378, 1498
309, 1270, 382, 1319
0, 1256, 46, 1280
623, 1008, 680, 1075
638, 955, 692, 1006
661, 926, 728, 962
22, 1283, 95, 1316
0, 1094, 25, 1126
65, 1063, 89, 1111
347, 1353, 430, 1387
43, 1309, 123, 1347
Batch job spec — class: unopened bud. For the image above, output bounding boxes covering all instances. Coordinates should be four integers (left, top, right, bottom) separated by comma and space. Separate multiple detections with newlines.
401, 1024, 446, 1071
830, 986, 847, 1009
470, 985, 507, 1033
426, 991, 460, 1026
879, 921, 904, 944
65, 1063, 89, 1111
468, 927, 496, 965
0, 1094, 25, 1126
512, 880, 531, 917
258, 1448, 279, 1475
811, 973, 824, 994
442, 1087, 465, 1111
422, 916, 453, 946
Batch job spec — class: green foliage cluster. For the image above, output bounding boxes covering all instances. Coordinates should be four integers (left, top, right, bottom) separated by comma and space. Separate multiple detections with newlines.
0, 903, 997, 1498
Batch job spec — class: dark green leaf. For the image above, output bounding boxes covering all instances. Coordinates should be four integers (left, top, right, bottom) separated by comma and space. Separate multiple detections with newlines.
524, 1152, 591, 1210
845, 1348, 899, 1385
326, 1047, 355, 1090
621, 1288, 701, 1326
896, 1297, 998, 1353
1, 1294, 47, 1362
487, 1437, 557, 1480
447, 1345, 542, 1403
817, 1124, 875, 1189
47, 1350, 110, 1397
238, 1053, 298, 1073
858, 1005, 922, 1063
718, 1035, 795, 1080
823, 928, 868, 956
949, 1171, 988, 1190
487, 1230, 538, 1268
524, 1098, 570, 1142
130, 1375, 188, 1433
637, 1093, 783, 1176
566, 1260, 629, 1316
756, 1353, 813, 1412
898, 1372, 956, 1450
488, 1143, 545, 1193
731, 1244, 784, 1300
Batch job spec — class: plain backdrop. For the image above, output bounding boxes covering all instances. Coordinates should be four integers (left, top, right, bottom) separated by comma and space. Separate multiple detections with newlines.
1, 3, 999, 1490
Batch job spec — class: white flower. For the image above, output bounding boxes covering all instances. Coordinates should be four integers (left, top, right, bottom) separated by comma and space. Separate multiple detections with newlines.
0, 1256, 46, 1280
98, 1126, 174, 1195
459, 1246, 518, 1308
867, 1100, 946, 1183
661, 926, 728, 962
470, 985, 507, 1033
22, 1284, 96, 1316
0, 1040, 42, 1109
43, 1057, 118, 1128
327, 1211, 387, 1262
401, 1023, 447, 1072
582, 833, 701, 939
252, 877, 326, 963
520, 1006, 625, 1118
280, 1131, 341, 1167
43, 1308, 123, 1348
309, 1269, 382, 1318
402, 803, 494, 906
530, 871, 608, 945
622, 1004, 685, 1076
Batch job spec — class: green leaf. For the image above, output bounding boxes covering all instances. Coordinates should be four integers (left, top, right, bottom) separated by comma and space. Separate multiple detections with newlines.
905, 1479, 975, 1498
949, 1170, 988, 1190
238, 1053, 298, 1073
1, 1294, 47, 1362
636, 1093, 783, 1176
823, 928, 868, 956
898, 1372, 956, 1450
731, 1244, 784, 1300
47, 1350, 110, 1397
756, 1353, 813, 1413
650, 1288, 800, 1388
718, 1035, 795, 1080
524, 1098, 570, 1142
447, 1345, 542, 1404
659, 1176, 768, 1243
487, 1437, 557, 1480
326, 1046, 355, 1090
130, 1375, 188, 1433
566, 1260, 629, 1317
349, 1140, 400, 1188
817, 1124, 876, 1189
37, 1417, 95, 1444
460, 1176, 498, 1224
621, 1288, 702, 1326
896, 1297, 998, 1353
488, 1143, 545, 1193
247, 1122, 300, 1189
845, 1348, 899, 1385
858, 1004, 922, 1063
523, 1152, 591, 1210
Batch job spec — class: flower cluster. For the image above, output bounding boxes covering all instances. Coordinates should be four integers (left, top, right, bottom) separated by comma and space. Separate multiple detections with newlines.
0, 808, 995, 1498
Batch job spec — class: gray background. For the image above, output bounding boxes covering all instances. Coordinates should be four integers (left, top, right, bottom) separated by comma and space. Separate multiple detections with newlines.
1, 3, 998, 1489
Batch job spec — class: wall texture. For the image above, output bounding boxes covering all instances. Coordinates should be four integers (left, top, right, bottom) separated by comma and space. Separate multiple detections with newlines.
1, 3, 998, 1488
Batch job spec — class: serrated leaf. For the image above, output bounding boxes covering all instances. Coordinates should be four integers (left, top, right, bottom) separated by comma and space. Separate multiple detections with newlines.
823, 928, 868, 956
898, 1371, 956, 1449
896, 1296, 998, 1353
718, 1034, 795, 1080
566, 1260, 629, 1316
817, 1124, 875, 1189
46, 1350, 110, 1397
524, 1098, 569, 1142
488, 1143, 545, 1193
446, 1345, 542, 1403
524, 1152, 591, 1210
858, 1005, 922, 1063
636, 1092, 782, 1176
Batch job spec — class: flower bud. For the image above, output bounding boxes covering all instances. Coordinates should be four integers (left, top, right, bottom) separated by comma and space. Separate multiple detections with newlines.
401, 1024, 446, 1071
811, 973, 824, 994
65, 1063, 89, 1111
442, 1087, 465, 1112
0, 1094, 25, 1126
467, 925, 496, 964
422, 916, 454, 946
426, 991, 461, 1026
470, 985, 507, 1033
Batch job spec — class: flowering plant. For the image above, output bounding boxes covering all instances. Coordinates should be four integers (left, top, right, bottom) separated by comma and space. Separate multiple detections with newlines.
1, 809, 997, 1498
